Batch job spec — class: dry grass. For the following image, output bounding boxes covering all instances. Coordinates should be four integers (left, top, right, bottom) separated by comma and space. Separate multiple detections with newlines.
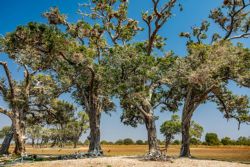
8, 145, 250, 163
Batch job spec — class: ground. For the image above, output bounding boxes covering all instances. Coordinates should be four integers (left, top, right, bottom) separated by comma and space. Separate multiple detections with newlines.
2, 145, 250, 166
13, 156, 250, 167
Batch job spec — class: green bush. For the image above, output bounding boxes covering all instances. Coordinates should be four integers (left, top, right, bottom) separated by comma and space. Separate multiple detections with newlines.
135, 140, 144, 145
115, 139, 124, 145
205, 133, 220, 145
123, 138, 134, 145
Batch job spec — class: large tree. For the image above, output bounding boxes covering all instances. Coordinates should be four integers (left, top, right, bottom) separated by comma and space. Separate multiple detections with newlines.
175, 0, 250, 157
2, 0, 141, 155
104, 0, 182, 158
0, 56, 69, 155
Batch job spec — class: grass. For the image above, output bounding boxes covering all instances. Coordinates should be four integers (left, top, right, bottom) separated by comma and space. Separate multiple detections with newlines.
5, 145, 250, 163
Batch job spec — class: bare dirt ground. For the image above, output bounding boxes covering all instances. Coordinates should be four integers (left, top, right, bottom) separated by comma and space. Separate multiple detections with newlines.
13, 156, 250, 167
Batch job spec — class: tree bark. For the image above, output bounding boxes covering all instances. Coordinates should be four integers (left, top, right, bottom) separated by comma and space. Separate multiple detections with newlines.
12, 111, 26, 155
164, 135, 172, 153
87, 106, 102, 156
144, 116, 159, 154
180, 106, 194, 157
0, 129, 13, 155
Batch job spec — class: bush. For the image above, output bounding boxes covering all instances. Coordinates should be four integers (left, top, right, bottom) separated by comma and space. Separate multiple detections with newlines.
205, 133, 220, 145
236, 136, 250, 146
101, 140, 109, 145
135, 140, 144, 145
172, 140, 180, 145
83, 139, 90, 145
221, 137, 232, 145
115, 139, 124, 145
123, 138, 134, 145
190, 138, 201, 145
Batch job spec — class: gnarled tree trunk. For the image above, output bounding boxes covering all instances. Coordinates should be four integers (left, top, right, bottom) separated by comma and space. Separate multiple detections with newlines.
0, 128, 13, 155
180, 105, 194, 157
87, 105, 102, 156
145, 115, 159, 154
12, 111, 26, 155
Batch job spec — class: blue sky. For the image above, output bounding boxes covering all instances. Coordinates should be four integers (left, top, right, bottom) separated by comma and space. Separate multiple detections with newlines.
0, 0, 249, 142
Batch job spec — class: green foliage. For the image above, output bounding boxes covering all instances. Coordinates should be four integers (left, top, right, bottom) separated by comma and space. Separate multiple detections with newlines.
160, 115, 203, 147
189, 121, 203, 140
135, 140, 144, 145
172, 140, 180, 145
115, 139, 124, 145
123, 138, 134, 145
190, 138, 202, 145
205, 133, 221, 145
0, 126, 11, 139
221, 137, 233, 145
236, 136, 250, 146
160, 115, 181, 142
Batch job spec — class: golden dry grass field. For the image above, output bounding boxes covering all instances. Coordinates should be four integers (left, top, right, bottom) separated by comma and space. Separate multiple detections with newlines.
8, 145, 249, 163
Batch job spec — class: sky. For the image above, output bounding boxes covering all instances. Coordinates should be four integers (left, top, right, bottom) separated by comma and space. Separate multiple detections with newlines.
0, 0, 249, 142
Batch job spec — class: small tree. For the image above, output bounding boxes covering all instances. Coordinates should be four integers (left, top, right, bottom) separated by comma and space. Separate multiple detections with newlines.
0, 126, 13, 154
0, 126, 11, 139
160, 115, 181, 152
160, 115, 203, 152
123, 138, 134, 145
136, 140, 144, 145
115, 139, 124, 145
205, 133, 220, 145
237, 136, 250, 146
221, 137, 232, 145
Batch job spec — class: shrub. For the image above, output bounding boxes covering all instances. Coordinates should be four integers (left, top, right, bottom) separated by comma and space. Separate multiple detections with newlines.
135, 140, 144, 145
221, 137, 232, 145
115, 139, 124, 145
123, 138, 134, 145
205, 133, 220, 145
172, 140, 180, 145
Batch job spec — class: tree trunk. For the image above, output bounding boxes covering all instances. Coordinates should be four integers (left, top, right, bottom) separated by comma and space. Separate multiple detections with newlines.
165, 135, 172, 153
0, 129, 13, 155
180, 106, 194, 158
31, 138, 35, 148
12, 112, 26, 155
87, 106, 102, 156
145, 116, 159, 154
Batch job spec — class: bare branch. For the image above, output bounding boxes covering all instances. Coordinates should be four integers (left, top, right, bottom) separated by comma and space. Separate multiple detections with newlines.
228, 33, 250, 40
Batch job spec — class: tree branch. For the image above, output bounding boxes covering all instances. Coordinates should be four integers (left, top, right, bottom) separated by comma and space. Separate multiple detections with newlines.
0, 61, 15, 99
0, 107, 13, 118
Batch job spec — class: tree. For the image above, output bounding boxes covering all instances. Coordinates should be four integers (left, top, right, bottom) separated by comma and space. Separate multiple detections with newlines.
2, 0, 143, 155
0, 126, 11, 139
115, 139, 124, 145
136, 140, 144, 145
106, 1, 183, 159
26, 125, 43, 147
0, 126, 13, 155
172, 140, 180, 145
175, 0, 250, 157
221, 137, 232, 145
205, 133, 220, 145
0, 57, 70, 155
189, 121, 203, 141
160, 115, 203, 152
160, 115, 181, 152
237, 136, 250, 145
123, 138, 134, 145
